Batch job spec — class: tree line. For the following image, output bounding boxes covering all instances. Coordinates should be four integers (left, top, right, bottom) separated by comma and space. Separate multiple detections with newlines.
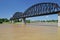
31, 20, 58, 23
0, 18, 9, 23
0, 18, 58, 24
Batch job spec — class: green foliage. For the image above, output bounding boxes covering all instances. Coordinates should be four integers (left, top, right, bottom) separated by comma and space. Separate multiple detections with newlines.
26, 20, 30, 23
0, 18, 9, 24
0, 18, 3, 24
45, 20, 58, 22
31, 20, 58, 23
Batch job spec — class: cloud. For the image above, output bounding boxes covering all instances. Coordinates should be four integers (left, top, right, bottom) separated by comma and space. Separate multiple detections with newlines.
46, 16, 48, 18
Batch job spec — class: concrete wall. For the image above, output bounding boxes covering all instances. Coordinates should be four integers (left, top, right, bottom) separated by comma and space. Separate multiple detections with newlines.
58, 13, 60, 26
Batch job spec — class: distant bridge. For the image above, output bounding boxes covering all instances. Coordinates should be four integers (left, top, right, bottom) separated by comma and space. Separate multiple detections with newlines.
10, 2, 60, 25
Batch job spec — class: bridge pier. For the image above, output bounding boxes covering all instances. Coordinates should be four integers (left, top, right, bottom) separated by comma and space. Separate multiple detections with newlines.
22, 18, 26, 24
10, 20, 14, 23
58, 13, 60, 26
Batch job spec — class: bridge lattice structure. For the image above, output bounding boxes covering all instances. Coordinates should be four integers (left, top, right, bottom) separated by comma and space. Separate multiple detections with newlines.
10, 2, 60, 20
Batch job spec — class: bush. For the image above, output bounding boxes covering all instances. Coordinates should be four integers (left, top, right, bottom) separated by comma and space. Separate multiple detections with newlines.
0, 21, 3, 24
0, 18, 9, 24
26, 20, 30, 23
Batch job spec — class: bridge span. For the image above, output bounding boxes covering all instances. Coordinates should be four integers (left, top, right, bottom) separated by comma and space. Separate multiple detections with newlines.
10, 2, 60, 26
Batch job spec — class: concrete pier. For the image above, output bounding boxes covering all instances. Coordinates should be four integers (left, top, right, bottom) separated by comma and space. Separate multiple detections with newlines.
22, 18, 26, 24
58, 13, 60, 26
10, 20, 14, 23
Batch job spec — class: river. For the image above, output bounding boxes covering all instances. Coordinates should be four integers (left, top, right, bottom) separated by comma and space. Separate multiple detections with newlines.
0, 22, 59, 40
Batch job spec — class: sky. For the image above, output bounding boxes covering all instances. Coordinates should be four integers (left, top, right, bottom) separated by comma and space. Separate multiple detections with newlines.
0, 0, 60, 21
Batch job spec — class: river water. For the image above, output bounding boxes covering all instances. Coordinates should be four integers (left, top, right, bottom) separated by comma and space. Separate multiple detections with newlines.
0, 22, 59, 40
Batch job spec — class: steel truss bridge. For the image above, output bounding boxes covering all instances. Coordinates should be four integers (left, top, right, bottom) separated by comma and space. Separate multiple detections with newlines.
10, 2, 60, 24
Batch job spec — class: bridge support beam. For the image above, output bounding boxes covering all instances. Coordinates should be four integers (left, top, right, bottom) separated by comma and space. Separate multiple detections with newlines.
58, 13, 60, 26
22, 18, 26, 24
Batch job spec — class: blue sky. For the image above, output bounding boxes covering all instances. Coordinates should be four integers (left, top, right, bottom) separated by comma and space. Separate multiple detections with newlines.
0, 0, 60, 21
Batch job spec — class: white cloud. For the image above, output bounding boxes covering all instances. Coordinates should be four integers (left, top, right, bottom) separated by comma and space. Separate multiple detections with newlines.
46, 16, 49, 18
